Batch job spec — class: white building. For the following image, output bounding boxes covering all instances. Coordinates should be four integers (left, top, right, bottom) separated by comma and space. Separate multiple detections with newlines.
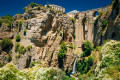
45, 4, 65, 13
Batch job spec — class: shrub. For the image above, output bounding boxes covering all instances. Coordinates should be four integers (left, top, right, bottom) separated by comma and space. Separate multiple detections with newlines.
82, 40, 94, 57
16, 34, 21, 42
23, 8, 27, 11
18, 21, 22, 31
38, 6, 40, 10
24, 29, 26, 36
15, 54, 21, 59
27, 45, 32, 51
0, 38, 13, 52
60, 32, 62, 36
30, 61, 41, 68
69, 44, 75, 49
71, 18, 75, 24
18, 46, 26, 54
30, 2, 38, 8
15, 43, 20, 52
77, 57, 93, 74
57, 30, 60, 33
101, 20, 107, 30
58, 41, 67, 59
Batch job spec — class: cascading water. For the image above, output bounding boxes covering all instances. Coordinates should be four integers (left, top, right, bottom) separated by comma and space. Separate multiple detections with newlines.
71, 58, 77, 74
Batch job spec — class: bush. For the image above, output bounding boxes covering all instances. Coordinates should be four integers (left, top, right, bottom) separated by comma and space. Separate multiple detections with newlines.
30, 2, 38, 8
27, 45, 32, 51
58, 41, 67, 59
16, 34, 21, 42
30, 61, 41, 68
18, 21, 22, 31
60, 32, 62, 36
82, 40, 94, 57
38, 6, 40, 10
101, 20, 107, 30
18, 46, 26, 54
77, 57, 93, 74
69, 44, 75, 49
15, 54, 21, 59
0, 38, 13, 52
71, 18, 75, 24
24, 29, 26, 36
15, 43, 20, 52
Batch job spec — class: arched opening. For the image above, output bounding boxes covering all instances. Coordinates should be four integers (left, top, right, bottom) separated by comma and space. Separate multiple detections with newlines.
93, 11, 99, 17
82, 17, 89, 40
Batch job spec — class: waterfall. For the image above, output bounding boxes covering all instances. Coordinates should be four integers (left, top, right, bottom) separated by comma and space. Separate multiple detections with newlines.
71, 58, 77, 74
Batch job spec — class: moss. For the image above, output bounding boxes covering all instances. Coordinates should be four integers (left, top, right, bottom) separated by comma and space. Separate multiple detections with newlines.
15, 54, 21, 60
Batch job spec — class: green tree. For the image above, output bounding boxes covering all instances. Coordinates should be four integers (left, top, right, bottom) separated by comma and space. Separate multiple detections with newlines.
82, 40, 94, 57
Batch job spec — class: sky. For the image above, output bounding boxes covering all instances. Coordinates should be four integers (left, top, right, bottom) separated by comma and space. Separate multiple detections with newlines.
0, 0, 113, 17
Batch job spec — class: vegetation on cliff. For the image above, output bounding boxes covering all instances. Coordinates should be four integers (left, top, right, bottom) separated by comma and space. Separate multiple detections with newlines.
0, 63, 75, 80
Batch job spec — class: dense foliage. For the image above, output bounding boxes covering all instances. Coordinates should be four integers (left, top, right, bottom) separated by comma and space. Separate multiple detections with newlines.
16, 34, 21, 42
77, 56, 93, 74
81, 40, 94, 57
30, 2, 38, 8
0, 38, 13, 53
0, 63, 75, 80
58, 41, 67, 59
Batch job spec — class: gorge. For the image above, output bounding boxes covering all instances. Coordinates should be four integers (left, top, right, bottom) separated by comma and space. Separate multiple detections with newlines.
0, 0, 120, 80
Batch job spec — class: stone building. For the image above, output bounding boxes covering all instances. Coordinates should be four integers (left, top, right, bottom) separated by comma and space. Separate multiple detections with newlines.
45, 4, 65, 13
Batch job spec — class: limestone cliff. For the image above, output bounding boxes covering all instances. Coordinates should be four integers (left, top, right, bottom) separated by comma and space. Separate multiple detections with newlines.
94, 0, 120, 46
0, 5, 76, 72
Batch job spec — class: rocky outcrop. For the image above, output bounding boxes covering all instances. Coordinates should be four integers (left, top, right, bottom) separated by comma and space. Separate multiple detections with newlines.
10, 6, 76, 72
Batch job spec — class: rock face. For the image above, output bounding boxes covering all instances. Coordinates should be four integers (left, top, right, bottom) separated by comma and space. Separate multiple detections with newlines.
94, 1, 120, 46
10, 6, 76, 72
